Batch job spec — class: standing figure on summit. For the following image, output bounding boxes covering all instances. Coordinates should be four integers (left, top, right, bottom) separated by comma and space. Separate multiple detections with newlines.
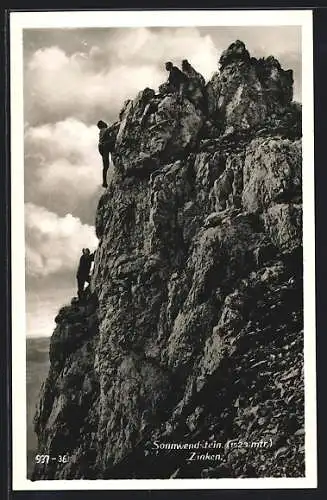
182, 59, 205, 86
76, 248, 94, 301
181, 59, 207, 112
165, 61, 188, 100
97, 120, 111, 188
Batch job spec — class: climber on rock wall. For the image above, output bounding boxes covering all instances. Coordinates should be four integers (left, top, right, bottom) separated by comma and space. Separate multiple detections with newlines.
181, 59, 207, 113
97, 120, 116, 188
182, 59, 205, 86
76, 248, 95, 301
140, 99, 161, 128
165, 61, 189, 100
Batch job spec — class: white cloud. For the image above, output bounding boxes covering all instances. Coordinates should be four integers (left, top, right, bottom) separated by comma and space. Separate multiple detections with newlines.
24, 118, 104, 220
25, 117, 97, 161
26, 46, 162, 124
26, 285, 75, 337
107, 27, 217, 78
24, 28, 218, 125
25, 202, 98, 278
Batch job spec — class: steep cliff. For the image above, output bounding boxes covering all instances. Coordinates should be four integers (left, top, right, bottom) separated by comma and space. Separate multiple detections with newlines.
33, 41, 304, 480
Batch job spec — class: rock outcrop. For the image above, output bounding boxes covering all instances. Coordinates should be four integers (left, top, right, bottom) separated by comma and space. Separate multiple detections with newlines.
33, 41, 304, 480
206, 40, 295, 135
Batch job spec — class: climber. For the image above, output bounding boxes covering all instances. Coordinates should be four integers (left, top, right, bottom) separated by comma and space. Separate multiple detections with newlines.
182, 59, 205, 86
165, 61, 189, 100
97, 120, 113, 188
138, 89, 159, 127
76, 248, 94, 301
139, 100, 159, 127
181, 59, 207, 113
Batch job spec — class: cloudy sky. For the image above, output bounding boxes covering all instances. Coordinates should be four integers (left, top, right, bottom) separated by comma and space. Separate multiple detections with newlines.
24, 25, 301, 338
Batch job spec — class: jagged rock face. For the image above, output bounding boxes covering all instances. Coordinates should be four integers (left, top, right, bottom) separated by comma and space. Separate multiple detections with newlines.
112, 90, 204, 176
33, 292, 100, 479
34, 41, 304, 480
206, 40, 294, 134
242, 138, 302, 213
219, 40, 251, 69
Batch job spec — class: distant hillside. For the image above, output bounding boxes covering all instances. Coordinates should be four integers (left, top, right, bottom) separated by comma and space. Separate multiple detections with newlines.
26, 336, 50, 478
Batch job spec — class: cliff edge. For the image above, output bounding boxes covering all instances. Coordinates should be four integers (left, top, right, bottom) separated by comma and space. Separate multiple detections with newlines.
33, 41, 304, 480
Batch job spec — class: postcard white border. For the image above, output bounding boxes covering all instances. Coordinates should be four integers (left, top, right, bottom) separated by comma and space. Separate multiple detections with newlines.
11, 9, 316, 490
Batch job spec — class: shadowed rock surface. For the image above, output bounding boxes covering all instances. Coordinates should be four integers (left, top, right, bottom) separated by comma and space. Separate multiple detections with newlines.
27, 337, 50, 478
33, 41, 304, 480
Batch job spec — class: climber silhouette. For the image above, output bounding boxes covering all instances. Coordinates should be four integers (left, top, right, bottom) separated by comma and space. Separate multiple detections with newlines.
181, 59, 207, 113
97, 120, 111, 188
182, 59, 205, 86
139, 92, 159, 128
165, 61, 188, 99
76, 248, 94, 301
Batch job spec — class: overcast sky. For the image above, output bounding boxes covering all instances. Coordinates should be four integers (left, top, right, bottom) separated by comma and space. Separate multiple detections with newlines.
24, 25, 301, 338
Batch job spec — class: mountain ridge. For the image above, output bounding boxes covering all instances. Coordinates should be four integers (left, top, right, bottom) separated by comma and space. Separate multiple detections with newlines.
32, 40, 304, 480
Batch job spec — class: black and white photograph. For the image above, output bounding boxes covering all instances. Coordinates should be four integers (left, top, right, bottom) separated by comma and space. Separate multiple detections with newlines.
10, 9, 316, 490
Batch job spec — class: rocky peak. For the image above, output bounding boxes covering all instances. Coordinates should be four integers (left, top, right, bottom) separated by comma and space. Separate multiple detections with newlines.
219, 40, 251, 70
112, 92, 204, 177
207, 40, 295, 135
33, 41, 304, 481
